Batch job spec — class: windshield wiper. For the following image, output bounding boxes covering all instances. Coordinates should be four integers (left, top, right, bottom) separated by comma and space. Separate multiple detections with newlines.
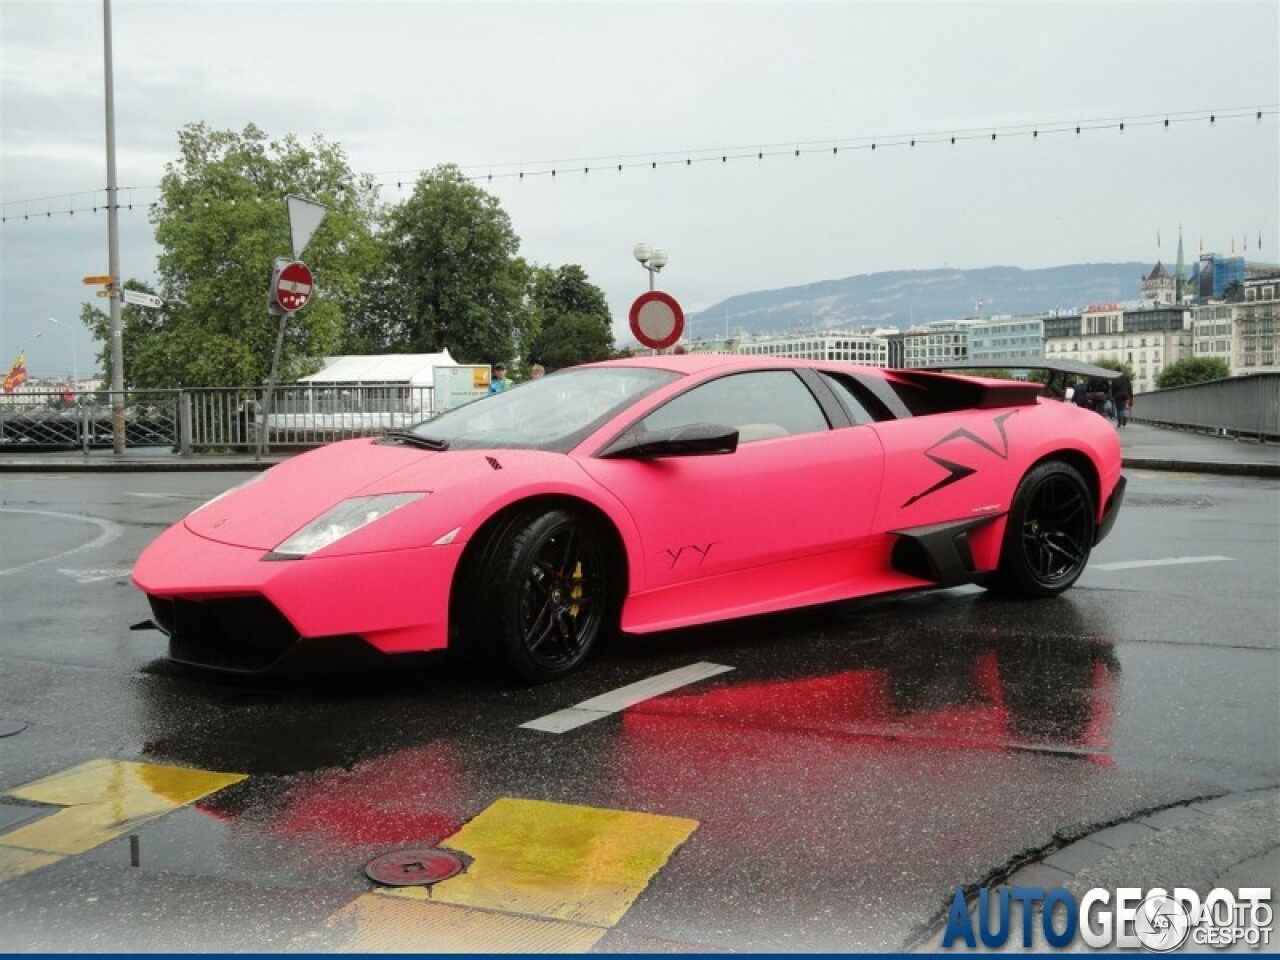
383, 430, 450, 451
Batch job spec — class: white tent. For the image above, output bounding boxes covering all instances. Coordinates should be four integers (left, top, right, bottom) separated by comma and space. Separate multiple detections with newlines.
299, 350, 457, 387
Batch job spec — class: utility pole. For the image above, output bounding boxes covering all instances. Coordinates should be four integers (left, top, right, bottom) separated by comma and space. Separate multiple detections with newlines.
103, 0, 125, 454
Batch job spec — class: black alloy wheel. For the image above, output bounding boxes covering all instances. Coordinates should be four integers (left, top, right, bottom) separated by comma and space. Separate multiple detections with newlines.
470, 508, 614, 681
989, 461, 1096, 598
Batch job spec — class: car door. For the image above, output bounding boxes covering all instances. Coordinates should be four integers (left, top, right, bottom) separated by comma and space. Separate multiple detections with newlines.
580, 369, 885, 624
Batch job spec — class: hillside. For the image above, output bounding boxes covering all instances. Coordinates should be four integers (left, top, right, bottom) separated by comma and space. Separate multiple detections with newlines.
687, 262, 1153, 339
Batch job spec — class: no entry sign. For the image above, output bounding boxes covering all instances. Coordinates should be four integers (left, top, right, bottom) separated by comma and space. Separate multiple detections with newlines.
274, 260, 314, 312
629, 291, 684, 350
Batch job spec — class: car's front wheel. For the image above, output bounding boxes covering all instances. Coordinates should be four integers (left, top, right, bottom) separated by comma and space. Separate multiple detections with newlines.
464, 508, 615, 681
987, 460, 1095, 597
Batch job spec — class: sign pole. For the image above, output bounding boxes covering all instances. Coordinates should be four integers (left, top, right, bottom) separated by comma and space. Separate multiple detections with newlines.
257, 310, 292, 460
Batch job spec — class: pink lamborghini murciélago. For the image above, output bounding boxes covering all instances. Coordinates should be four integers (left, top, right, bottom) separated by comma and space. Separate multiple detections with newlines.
133, 355, 1126, 680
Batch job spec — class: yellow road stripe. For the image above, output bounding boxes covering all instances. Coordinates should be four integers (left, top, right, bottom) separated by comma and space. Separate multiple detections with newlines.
1, 759, 246, 856
321, 797, 698, 951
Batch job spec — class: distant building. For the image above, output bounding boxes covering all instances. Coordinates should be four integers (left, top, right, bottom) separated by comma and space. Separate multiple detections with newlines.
967, 315, 1046, 365
736, 330, 892, 366
1195, 273, 1280, 375
1043, 297, 1192, 393
1197, 253, 1247, 301
901, 319, 980, 367
1141, 261, 1177, 304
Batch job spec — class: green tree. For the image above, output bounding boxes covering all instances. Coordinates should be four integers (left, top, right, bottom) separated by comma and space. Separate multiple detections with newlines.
1156, 356, 1230, 389
86, 123, 382, 388
524, 265, 616, 372
382, 165, 532, 365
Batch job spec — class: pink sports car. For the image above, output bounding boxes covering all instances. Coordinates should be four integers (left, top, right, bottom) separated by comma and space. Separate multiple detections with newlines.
133, 355, 1126, 681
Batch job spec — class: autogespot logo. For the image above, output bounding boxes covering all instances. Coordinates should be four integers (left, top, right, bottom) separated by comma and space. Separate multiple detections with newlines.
942, 885, 1273, 951
1134, 893, 1191, 952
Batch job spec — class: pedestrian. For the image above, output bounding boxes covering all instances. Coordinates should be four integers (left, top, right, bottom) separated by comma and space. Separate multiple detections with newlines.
1073, 379, 1091, 408
488, 362, 508, 394
530, 363, 546, 379
1112, 373, 1133, 428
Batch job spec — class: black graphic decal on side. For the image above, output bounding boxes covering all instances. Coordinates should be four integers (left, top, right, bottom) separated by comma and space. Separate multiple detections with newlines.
902, 412, 1015, 508
662, 542, 720, 569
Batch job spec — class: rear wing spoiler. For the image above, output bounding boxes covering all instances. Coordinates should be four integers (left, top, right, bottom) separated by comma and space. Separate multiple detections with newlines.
908, 359, 1122, 402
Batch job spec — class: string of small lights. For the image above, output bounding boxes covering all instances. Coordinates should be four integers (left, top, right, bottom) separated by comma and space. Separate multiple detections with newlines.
3, 104, 1275, 224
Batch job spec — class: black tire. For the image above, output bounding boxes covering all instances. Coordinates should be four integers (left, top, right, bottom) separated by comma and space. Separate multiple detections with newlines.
464, 508, 615, 681
987, 460, 1095, 598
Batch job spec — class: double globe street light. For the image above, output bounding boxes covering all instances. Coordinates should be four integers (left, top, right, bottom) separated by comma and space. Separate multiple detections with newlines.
632, 243, 668, 291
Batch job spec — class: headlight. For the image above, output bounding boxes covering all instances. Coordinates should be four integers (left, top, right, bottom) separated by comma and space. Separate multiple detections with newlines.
269, 493, 425, 558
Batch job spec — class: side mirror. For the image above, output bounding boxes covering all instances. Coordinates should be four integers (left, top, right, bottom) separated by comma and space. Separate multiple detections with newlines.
600, 422, 739, 459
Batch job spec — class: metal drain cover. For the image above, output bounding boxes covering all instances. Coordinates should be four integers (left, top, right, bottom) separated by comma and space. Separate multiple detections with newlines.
364, 847, 467, 887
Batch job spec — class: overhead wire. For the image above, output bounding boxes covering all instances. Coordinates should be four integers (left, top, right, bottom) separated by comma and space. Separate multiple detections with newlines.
2, 104, 1276, 224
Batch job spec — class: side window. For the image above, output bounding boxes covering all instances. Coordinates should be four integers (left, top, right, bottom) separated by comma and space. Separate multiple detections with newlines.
639, 371, 829, 443
818, 372, 883, 424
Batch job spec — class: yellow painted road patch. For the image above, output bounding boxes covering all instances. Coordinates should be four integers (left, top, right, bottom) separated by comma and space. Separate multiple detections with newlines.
328, 895, 607, 953
0, 846, 64, 884
0, 758, 246, 856
323, 797, 699, 951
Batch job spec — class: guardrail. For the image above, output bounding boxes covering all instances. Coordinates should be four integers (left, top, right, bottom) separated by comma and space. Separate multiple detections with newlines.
0, 384, 436, 453
1133, 373, 1280, 441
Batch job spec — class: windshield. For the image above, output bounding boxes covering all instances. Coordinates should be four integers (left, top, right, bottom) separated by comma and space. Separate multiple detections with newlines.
401, 365, 679, 452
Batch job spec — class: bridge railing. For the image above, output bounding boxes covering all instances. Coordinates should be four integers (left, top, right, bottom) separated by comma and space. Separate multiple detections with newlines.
1132, 373, 1280, 441
0, 383, 436, 453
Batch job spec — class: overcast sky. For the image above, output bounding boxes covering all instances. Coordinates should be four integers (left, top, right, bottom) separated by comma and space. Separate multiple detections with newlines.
2, 0, 1277, 379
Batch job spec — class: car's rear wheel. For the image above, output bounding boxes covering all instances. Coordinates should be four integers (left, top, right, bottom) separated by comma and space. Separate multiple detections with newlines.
465, 508, 614, 681
987, 460, 1095, 597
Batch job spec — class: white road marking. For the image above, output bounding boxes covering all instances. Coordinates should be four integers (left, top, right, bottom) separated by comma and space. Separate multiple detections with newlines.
0, 508, 124, 577
58, 568, 135, 584
125, 492, 205, 501
520, 661, 735, 734
1091, 555, 1232, 572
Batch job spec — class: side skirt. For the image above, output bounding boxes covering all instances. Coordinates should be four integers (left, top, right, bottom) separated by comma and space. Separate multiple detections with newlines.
889, 515, 1004, 588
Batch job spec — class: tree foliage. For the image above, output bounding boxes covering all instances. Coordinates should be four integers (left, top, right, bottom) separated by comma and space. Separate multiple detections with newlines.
380, 165, 532, 365
88, 123, 381, 388
1156, 356, 1230, 389
84, 130, 620, 388
524, 265, 615, 372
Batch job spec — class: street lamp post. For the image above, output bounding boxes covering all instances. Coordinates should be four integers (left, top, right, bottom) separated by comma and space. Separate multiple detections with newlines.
632, 243, 668, 292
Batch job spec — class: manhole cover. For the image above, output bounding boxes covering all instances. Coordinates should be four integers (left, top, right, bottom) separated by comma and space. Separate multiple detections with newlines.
364, 847, 467, 887
0, 720, 27, 738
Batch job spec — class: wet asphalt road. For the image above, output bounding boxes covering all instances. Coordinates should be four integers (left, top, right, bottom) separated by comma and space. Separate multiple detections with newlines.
0, 468, 1277, 952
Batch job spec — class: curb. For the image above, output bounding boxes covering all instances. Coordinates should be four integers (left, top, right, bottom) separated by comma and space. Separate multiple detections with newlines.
1122, 457, 1280, 478
0, 458, 279, 473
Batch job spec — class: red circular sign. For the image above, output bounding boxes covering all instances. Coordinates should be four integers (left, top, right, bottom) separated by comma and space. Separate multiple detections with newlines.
275, 260, 314, 312
628, 291, 684, 349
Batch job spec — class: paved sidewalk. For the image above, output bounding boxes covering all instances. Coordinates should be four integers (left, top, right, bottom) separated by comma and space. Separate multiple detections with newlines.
1120, 421, 1280, 477
1, 422, 1278, 475
914, 789, 1280, 951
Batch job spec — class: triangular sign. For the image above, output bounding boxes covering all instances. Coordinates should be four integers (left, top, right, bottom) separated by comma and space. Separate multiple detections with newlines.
286, 194, 328, 259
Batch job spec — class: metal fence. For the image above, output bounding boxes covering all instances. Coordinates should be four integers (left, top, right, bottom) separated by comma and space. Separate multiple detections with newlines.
1132, 373, 1280, 441
0, 390, 179, 451
0, 383, 435, 453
